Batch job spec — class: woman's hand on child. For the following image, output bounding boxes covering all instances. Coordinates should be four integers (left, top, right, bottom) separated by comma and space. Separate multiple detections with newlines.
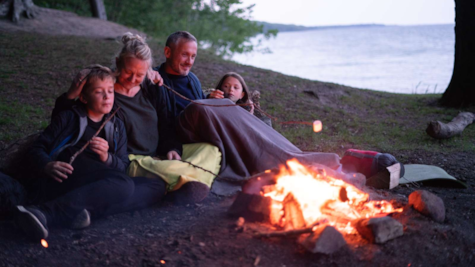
147, 69, 164, 86
67, 68, 91, 100
45, 161, 74, 183
90, 137, 109, 162
208, 89, 224, 99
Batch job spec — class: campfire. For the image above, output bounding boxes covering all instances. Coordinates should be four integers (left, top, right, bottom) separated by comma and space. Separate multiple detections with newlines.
229, 159, 405, 254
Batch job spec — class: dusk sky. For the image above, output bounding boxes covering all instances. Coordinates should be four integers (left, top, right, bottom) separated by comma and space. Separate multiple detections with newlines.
240, 0, 455, 26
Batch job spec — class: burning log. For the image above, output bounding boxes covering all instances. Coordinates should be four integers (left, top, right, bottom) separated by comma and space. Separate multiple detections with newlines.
254, 219, 328, 238
354, 216, 403, 244
426, 112, 475, 139
283, 193, 306, 230
228, 192, 281, 224
242, 169, 279, 195
320, 200, 353, 224
298, 225, 347, 254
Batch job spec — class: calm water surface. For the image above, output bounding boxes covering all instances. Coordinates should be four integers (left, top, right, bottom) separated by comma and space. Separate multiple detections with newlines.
232, 24, 455, 94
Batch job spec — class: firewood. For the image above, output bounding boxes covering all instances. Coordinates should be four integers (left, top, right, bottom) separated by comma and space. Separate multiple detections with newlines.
426, 112, 475, 139
241, 169, 279, 195
253, 219, 328, 238
283, 193, 306, 230
228, 192, 272, 222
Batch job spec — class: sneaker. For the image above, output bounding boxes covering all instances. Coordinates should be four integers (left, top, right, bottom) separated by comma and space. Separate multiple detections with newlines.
16, 205, 49, 240
166, 181, 210, 205
70, 209, 91, 230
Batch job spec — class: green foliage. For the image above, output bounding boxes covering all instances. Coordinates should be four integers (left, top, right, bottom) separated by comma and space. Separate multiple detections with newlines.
36, 0, 277, 56
104, 0, 277, 56
35, 0, 92, 17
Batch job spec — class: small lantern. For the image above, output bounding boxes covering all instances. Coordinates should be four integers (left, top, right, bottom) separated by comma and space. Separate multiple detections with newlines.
313, 120, 322, 132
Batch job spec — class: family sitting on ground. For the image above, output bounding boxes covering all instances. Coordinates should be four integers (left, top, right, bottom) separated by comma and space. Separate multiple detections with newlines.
13, 31, 343, 241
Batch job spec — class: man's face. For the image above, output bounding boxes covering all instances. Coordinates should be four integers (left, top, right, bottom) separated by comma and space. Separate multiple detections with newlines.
164, 39, 197, 76
80, 78, 115, 119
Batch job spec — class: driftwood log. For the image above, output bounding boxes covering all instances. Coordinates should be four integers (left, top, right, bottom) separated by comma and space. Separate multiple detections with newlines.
426, 112, 475, 139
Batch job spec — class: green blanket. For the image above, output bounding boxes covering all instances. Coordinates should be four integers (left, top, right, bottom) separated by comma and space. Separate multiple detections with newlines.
400, 164, 467, 188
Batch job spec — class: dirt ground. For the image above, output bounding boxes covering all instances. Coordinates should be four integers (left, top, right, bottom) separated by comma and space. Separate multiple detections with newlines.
1, 7, 475, 267
0, 7, 144, 39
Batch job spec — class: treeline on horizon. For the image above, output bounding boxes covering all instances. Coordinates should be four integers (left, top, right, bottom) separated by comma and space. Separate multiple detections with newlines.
35, 0, 278, 56
258, 21, 386, 33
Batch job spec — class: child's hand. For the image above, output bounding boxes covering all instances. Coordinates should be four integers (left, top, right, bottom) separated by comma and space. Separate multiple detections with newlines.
90, 137, 109, 162
208, 89, 224, 99
45, 161, 74, 183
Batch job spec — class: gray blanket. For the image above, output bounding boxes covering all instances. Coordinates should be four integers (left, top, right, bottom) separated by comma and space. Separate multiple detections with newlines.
177, 99, 341, 195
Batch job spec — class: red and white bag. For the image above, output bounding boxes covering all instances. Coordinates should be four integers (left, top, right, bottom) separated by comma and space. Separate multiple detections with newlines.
341, 149, 404, 189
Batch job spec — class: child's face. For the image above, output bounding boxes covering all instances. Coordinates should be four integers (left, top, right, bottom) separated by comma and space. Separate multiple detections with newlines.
80, 78, 115, 118
221, 76, 244, 103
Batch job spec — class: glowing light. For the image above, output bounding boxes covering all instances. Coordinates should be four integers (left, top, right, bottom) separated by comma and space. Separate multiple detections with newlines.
160, 260, 166, 264
264, 159, 402, 233
41, 239, 48, 248
264, 169, 271, 173
313, 120, 322, 132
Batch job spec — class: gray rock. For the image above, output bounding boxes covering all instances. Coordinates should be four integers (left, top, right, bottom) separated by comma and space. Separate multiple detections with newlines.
355, 216, 403, 244
409, 190, 445, 223
299, 225, 346, 254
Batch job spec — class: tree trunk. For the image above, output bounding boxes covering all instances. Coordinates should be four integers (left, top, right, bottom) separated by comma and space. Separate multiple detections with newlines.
440, 0, 475, 107
89, 0, 107, 20
0, 0, 38, 22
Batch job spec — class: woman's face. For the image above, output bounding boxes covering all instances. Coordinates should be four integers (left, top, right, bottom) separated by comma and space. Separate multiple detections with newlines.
221, 76, 244, 103
116, 57, 149, 90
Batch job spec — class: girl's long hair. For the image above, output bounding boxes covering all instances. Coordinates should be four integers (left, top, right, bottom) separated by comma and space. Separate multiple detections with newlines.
215, 72, 250, 105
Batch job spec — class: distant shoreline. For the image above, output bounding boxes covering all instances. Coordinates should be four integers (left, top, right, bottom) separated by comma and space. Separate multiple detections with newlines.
258, 21, 454, 33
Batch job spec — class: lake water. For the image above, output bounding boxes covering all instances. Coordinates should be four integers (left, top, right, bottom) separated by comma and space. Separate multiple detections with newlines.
232, 24, 455, 94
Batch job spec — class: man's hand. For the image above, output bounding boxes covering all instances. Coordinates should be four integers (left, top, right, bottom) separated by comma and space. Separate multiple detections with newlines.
67, 68, 92, 99
167, 150, 181, 160
90, 137, 109, 162
208, 89, 224, 99
45, 161, 74, 183
147, 69, 164, 86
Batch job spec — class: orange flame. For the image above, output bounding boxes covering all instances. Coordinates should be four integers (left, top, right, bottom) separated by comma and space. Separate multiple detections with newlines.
264, 159, 402, 233
41, 239, 48, 248
160, 260, 166, 264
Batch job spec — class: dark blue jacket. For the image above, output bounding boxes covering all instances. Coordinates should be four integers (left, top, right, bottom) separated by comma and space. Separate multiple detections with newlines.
154, 63, 204, 117
30, 105, 129, 174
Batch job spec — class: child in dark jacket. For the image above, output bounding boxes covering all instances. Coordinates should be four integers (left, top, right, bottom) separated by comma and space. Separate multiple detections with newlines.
16, 66, 161, 241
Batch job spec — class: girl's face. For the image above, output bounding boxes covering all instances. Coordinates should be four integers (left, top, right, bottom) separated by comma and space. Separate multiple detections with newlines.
221, 76, 244, 103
